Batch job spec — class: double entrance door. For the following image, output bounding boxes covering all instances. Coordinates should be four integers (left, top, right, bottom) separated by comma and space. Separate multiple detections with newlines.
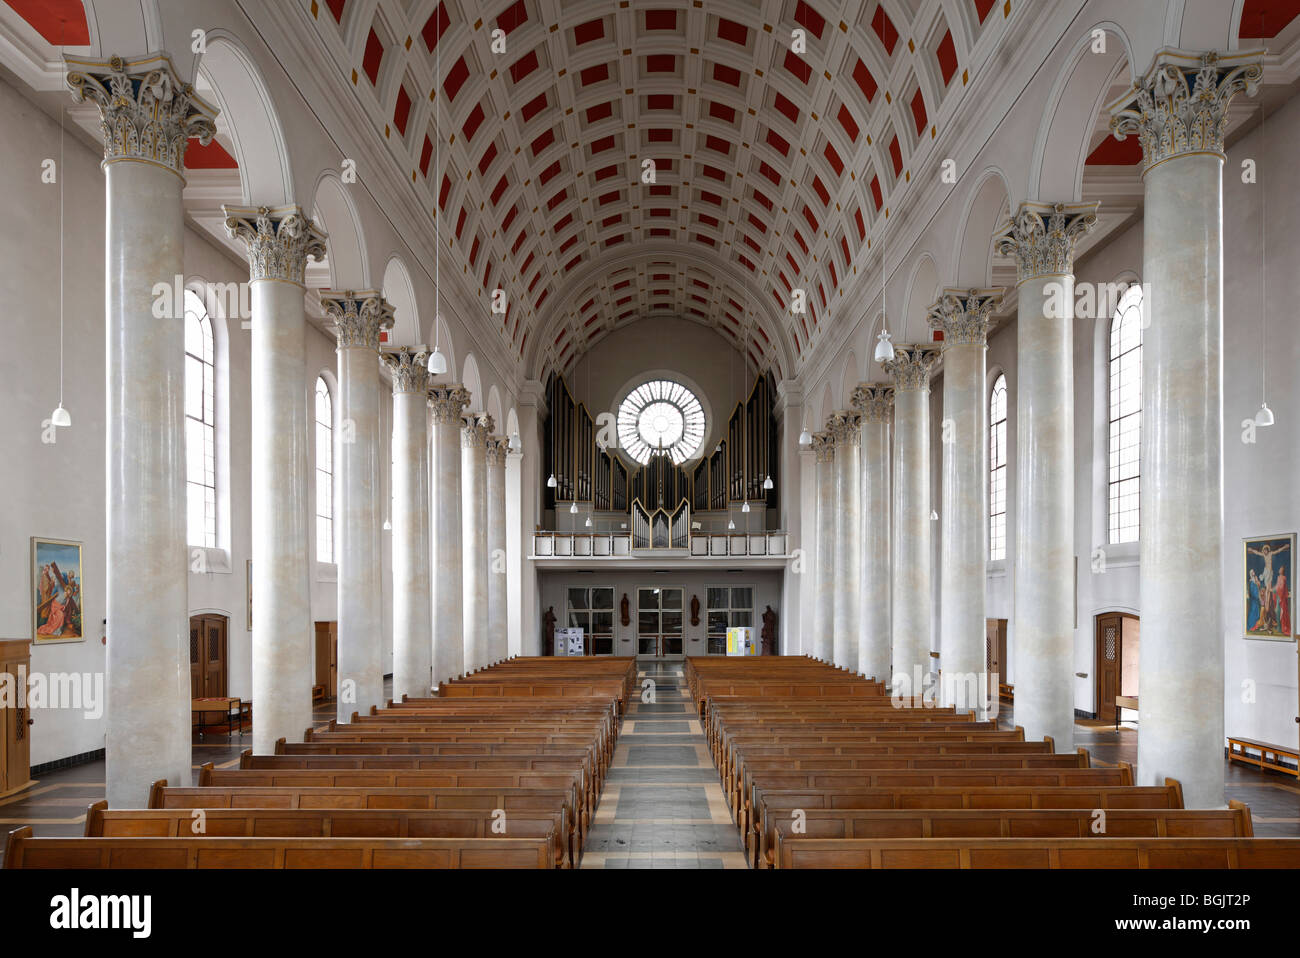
637, 586, 683, 659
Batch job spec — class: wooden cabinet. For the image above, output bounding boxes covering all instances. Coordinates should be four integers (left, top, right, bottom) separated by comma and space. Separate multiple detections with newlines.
314, 621, 337, 698
0, 640, 32, 796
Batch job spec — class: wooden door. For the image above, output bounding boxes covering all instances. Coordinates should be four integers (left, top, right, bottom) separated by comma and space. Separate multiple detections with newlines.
188, 615, 229, 699
0, 640, 32, 795
985, 619, 1006, 699
1095, 613, 1122, 724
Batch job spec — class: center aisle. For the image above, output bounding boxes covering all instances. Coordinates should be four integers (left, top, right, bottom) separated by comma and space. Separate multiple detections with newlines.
580, 661, 748, 869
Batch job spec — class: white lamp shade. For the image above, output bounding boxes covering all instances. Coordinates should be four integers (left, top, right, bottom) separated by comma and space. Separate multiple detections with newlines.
763, 475, 774, 490
547, 473, 557, 488
727, 519, 735, 530
741, 501, 750, 513
584, 516, 592, 527
427, 347, 448, 374
569, 501, 578, 514
50, 404, 71, 427
874, 329, 895, 363
798, 428, 812, 445
1256, 402, 1275, 426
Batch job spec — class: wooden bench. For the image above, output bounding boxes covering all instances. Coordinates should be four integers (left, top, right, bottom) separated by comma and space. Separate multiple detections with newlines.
1227, 735, 1299, 778
3, 827, 554, 869
84, 800, 571, 868
764, 802, 1255, 868
775, 836, 1300, 869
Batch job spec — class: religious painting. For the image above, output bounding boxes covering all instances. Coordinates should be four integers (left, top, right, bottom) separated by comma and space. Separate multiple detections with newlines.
1244, 534, 1295, 641
31, 537, 84, 644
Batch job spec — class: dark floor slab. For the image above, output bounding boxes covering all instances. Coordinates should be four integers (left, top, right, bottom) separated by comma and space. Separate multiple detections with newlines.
625, 745, 700, 766
607, 767, 719, 784
628, 703, 687, 713
620, 733, 699, 744
629, 722, 697, 733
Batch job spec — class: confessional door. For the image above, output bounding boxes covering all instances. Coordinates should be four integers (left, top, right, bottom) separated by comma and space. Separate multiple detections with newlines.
189, 614, 228, 699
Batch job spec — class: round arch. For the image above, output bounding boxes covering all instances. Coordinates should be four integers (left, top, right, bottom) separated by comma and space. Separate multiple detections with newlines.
461, 353, 484, 414
952, 167, 1012, 287
311, 169, 369, 290
1029, 23, 1135, 203
486, 385, 504, 433
900, 253, 940, 344
194, 32, 294, 207
381, 255, 420, 347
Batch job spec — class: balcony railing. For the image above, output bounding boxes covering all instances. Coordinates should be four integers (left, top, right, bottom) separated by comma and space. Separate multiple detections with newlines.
531, 531, 789, 559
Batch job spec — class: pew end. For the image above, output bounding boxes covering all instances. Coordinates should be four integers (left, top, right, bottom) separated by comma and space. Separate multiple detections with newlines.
239, 748, 253, 769
1013, 726, 1024, 741
1227, 799, 1254, 837
84, 800, 108, 837
1077, 747, 1091, 768
1165, 777, 1185, 809
3, 826, 32, 868
1043, 736, 1054, 752
147, 779, 168, 809
197, 763, 216, 787
275, 737, 287, 754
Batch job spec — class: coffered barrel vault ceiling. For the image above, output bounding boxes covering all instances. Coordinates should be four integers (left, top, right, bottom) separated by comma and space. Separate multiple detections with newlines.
307, 0, 1011, 379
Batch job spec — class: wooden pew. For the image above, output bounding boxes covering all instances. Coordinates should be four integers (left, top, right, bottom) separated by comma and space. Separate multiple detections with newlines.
84, 800, 571, 868
3, 826, 554, 869
764, 802, 1255, 868
775, 836, 1300, 869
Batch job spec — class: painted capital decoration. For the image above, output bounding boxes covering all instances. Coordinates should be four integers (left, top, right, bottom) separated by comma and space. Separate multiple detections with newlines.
485, 435, 510, 468
881, 344, 940, 391
461, 413, 495, 449
1108, 48, 1263, 173
850, 383, 895, 422
993, 202, 1098, 284
811, 431, 835, 463
64, 52, 218, 175
927, 288, 1004, 346
223, 204, 328, 285
320, 289, 395, 351
428, 385, 471, 425
382, 346, 432, 394
828, 410, 862, 446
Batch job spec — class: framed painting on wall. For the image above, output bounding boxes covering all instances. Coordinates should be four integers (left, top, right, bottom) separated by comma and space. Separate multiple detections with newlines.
1244, 533, 1295, 641
31, 537, 84, 644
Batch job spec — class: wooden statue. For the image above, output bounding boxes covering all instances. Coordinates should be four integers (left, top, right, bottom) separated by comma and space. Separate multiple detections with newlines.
620, 593, 630, 627
543, 606, 556, 656
761, 605, 777, 656
690, 594, 700, 627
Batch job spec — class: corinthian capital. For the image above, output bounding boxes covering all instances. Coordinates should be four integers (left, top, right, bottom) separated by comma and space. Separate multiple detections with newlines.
928, 288, 1003, 346
382, 346, 432, 394
811, 431, 835, 463
321, 289, 395, 351
64, 52, 218, 176
485, 436, 510, 468
223, 205, 328, 284
881, 344, 940, 392
827, 411, 862, 446
428, 385, 471, 425
462, 413, 495, 449
851, 384, 895, 422
993, 202, 1098, 284
1108, 48, 1262, 173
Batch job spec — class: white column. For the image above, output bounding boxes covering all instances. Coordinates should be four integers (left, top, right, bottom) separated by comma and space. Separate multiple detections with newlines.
811, 431, 836, 662
775, 382, 805, 655
515, 381, 546, 655
461, 413, 494, 672
995, 202, 1098, 751
1110, 49, 1261, 806
486, 435, 509, 665
429, 385, 470, 686
383, 347, 432, 701
830, 411, 862, 671
222, 205, 327, 755
322, 291, 394, 721
67, 54, 218, 805
883, 346, 940, 702
930, 289, 1002, 716
851, 384, 894, 682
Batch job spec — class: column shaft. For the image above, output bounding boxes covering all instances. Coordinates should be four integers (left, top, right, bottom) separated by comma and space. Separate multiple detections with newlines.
884, 346, 939, 700
486, 437, 509, 665
853, 386, 894, 682
386, 348, 432, 701
429, 386, 470, 685
811, 434, 836, 663
461, 414, 493, 672
831, 413, 862, 671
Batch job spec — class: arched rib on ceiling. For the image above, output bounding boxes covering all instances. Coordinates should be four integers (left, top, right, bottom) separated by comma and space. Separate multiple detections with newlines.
310, 0, 1007, 374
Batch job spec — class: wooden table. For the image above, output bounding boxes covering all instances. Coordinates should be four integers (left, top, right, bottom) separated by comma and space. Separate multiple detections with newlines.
192, 697, 246, 739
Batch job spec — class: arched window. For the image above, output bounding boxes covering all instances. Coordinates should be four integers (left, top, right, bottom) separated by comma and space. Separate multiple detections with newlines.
315, 376, 334, 563
184, 289, 216, 548
1108, 285, 1143, 544
989, 373, 1008, 561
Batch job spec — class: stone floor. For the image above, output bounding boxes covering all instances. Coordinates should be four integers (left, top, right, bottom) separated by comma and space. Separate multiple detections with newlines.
1, 672, 1296, 868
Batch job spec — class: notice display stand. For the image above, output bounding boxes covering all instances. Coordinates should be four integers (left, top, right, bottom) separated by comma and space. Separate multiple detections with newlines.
725, 626, 756, 656
554, 627, 585, 657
